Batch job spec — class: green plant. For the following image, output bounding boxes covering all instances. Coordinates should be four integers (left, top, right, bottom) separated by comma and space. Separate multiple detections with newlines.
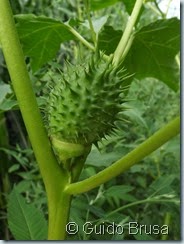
0, 0, 180, 241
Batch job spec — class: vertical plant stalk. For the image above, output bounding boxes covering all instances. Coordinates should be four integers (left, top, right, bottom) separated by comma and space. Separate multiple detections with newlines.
0, 0, 71, 240
113, 0, 143, 65
161, 212, 172, 240
65, 116, 180, 195
48, 193, 72, 240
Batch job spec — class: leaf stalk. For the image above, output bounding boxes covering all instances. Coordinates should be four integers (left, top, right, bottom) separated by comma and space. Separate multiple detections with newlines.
113, 0, 143, 65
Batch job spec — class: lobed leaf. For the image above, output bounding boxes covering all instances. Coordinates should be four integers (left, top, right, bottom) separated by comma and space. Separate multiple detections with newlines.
124, 18, 180, 91
15, 14, 76, 72
99, 18, 180, 91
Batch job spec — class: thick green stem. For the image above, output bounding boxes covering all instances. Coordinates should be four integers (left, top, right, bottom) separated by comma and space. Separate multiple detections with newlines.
0, 0, 70, 240
0, 0, 66, 189
48, 192, 72, 240
65, 116, 180, 195
113, 0, 143, 65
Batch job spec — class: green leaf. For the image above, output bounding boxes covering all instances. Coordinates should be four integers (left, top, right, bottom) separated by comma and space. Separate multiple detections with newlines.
0, 82, 18, 112
123, 106, 148, 129
99, 18, 180, 91
8, 164, 20, 173
70, 196, 89, 235
0, 82, 11, 103
107, 213, 129, 226
0, 98, 18, 112
89, 205, 106, 218
7, 188, 48, 240
148, 175, 176, 195
125, 18, 180, 91
134, 231, 154, 241
0, 147, 28, 167
105, 185, 134, 198
15, 181, 31, 193
90, 0, 136, 14
122, 0, 136, 14
86, 145, 123, 167
15, 14, 76, 72
90, 0, 120, 11
99, 26, 122, 55
83, 15, 108, 34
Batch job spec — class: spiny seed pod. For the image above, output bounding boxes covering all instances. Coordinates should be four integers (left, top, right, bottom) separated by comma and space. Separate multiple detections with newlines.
46, 56, 128, 162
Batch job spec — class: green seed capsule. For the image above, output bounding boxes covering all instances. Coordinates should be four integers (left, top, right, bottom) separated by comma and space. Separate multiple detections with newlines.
46, 56, 128, 161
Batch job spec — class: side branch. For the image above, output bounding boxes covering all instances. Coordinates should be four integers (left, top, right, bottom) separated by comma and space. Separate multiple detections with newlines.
65, 116, 180, 195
